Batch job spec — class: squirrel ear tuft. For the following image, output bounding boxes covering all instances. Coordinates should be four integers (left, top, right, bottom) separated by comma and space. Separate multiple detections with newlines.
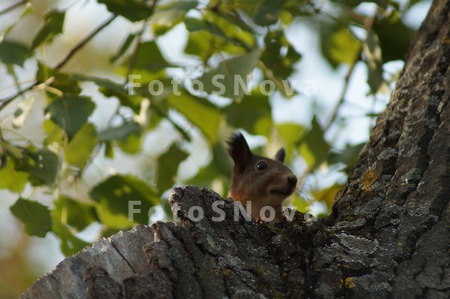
227, 132, 252, 169
274, 148, 286, 162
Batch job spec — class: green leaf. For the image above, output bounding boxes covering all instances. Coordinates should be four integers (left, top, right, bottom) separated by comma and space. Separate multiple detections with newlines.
299, 117, 330, 169
134, 41, 170, 72
19, 148, 59, 186
169, 90, 221, 143
36, 64, 82, 96
104, 141, 114, 158
0, 162, 28, 193
363, 30, 386, 94
10, 198, 52, 237
36, 61, 56, 83
99, 122, 143, 154
184, 17, 227, 38
291, 193, 310, 213
90, 175, 159, 228
321, 25, 360, 68
51, 73, 82, 95
261, 30, 301, 80
42, 119, 65, 147
185, 31, 208, 57
156, 143, 189, 193
254, 0, 287, 26
0, 40, 31, 66
329, 0, 387, 7
97, 0, 153, 22
187, 162, 227, 197
198, 49, 261, 99
188, 141, 233, 194
328, 142, 364, 173
74, 74, 141, 113
44, 95, 96, 139
277, 123, 307, 144
151, 1, 198, 35
52, 203, 91, 256
184, 31, 217, 61
54, 196, 98, 232
111, 33, 137, 62
184, 16, 253, 58
117, 131, 143, 154
98, 121, 142, 142
311, 184, 344, 210
205, 11, 256, 49
223, 91, 272, 137
232, 0, 262, 17
1, 141, 23, 160
374, 12, 414, 62
55, 224, 91, 256
276, 123, 307, 159
65, 123, 98, 168
31, 10, 65, 49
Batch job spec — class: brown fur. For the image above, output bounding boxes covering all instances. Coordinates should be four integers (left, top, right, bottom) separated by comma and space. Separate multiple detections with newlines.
227, 133, 297, 223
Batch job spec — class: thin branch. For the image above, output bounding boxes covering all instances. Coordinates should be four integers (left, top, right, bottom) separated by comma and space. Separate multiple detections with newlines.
152, 104, 192, 142
0, 14, 118, 110
0, 0, 27, 16
324, 55, 359, 131
125, 23, 147, 85
124, 0, 157, 84
54, 14, 117, 70
324, 10, 379, 132
0, 82, 36, 110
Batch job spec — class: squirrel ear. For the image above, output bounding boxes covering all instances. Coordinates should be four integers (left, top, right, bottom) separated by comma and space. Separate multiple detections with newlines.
227, 132, 252, 169
274, 148, 286, 162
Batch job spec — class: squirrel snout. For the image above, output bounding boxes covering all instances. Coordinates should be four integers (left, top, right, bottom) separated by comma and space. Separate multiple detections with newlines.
287, 175, 298, 187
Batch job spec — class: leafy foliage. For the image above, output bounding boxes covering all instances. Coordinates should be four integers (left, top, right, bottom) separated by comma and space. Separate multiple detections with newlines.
90, 174, 159, 229
10, 198, 52, 237
0, 40, 30, 66
44, 95, 96, 139
0, 0, 422, 255
31, 9, 65, 49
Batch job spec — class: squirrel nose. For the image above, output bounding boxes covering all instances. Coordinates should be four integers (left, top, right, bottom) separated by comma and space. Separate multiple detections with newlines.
287, 175, 298, 187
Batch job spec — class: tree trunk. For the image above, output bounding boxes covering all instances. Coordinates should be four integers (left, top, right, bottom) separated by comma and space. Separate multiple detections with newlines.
22, 0, 450, 298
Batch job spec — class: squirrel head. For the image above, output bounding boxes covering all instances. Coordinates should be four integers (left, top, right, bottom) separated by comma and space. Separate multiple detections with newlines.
227, 132, 298, 222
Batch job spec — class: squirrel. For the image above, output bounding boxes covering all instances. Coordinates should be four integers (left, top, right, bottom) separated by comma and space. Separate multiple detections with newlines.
227, 132, 298, 223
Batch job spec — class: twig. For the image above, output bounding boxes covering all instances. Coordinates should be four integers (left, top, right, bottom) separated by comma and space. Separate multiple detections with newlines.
324, 49, 360, 131
125, 22, 147, 85
0, 14, 117, 110
324, 10, 379, 132
124, 0, 158, 84
0, 0, 27, 16
54, 14, 117, 70
152, 104, 192, 142
0, 82, 36, 110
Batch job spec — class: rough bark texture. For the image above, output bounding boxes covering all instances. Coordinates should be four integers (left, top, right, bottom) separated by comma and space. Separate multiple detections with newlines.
22, 0, 450, 298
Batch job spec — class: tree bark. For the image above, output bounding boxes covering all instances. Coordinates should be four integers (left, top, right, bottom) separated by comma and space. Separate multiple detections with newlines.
22, 0, 450, 298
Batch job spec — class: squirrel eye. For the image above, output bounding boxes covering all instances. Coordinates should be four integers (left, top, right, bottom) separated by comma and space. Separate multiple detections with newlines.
256, 161, 268, 171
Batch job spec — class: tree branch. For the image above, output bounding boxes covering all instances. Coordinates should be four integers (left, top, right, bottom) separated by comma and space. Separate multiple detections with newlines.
0, 0, 28, 16
0, 14, 117, 110
54, 14, 117, 70
324, 54, 359, 131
